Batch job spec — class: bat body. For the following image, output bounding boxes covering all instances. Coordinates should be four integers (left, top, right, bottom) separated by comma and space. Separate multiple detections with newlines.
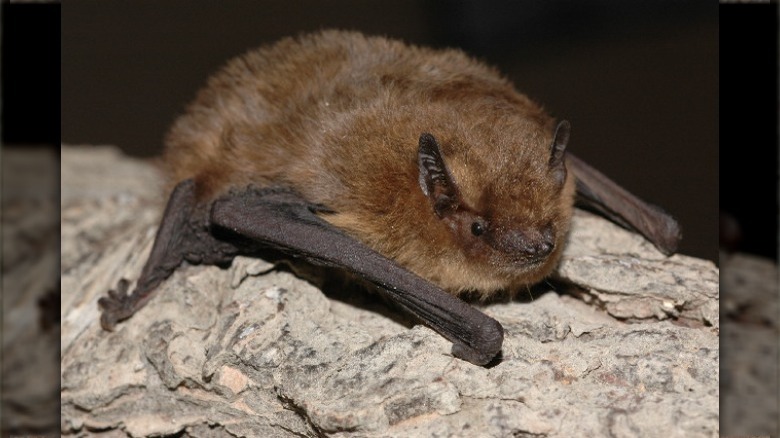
164, 30, 574, 293
99, 30, 680, 365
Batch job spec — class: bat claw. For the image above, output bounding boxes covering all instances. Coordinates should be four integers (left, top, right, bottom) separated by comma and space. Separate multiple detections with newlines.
98, 279, 135, 331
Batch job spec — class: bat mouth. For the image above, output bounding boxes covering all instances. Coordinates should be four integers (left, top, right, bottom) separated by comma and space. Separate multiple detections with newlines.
490, 250, 553, 276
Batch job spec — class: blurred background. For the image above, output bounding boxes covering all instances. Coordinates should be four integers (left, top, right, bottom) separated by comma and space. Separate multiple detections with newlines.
62, 1, 718, 262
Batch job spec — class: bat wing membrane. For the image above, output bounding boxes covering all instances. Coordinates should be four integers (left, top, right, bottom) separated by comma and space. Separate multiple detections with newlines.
567, 154, 682, 255
98, 179, 240, 331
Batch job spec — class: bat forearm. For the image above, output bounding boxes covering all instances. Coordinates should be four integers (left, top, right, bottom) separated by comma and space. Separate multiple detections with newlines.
567, 154, 681, 255
210, 187, 504, 365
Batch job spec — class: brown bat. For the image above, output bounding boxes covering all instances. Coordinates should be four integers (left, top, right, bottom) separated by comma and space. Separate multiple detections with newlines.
98, 30, 680, 366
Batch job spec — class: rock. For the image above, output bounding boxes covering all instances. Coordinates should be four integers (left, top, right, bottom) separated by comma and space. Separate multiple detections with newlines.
720, 252, 778, 436
2, 148, 60, 436
61, 145, 719, 437
557, 213, 719, 328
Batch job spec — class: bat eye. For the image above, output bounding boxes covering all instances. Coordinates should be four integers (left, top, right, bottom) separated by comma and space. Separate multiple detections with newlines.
471, 221, 486, 236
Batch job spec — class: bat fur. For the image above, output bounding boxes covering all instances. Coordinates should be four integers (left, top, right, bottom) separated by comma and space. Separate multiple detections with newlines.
165, 30, 575, 296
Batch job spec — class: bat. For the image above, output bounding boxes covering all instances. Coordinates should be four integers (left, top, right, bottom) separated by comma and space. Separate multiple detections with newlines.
98, 30, 681, 366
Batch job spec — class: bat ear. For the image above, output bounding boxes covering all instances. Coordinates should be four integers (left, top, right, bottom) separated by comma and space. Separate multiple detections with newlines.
418, 133, 459, 217
549, 120, 570, 186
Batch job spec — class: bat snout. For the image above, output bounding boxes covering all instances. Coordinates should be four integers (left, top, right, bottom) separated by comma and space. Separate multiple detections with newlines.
490, 227, 555, 265
524, 239, 554, 260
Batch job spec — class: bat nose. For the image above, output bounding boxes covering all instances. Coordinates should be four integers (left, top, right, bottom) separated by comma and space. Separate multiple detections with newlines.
493, 228, 554, 263
513, 237, 554, 264
526, 239, 553, 259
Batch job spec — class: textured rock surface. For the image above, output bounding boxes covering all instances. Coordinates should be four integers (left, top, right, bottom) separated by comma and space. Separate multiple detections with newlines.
2, 148, 60, 435
61, 145, 719, 437
720, 252, 778, 437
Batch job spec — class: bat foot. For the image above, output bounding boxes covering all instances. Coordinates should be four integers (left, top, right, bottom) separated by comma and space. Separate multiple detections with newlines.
98, 279, 138, 331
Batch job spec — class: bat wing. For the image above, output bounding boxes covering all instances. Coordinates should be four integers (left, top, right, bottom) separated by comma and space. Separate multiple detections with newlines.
210, 187, 503, 366
98, 179, 240, 330
566, 153, 682, 255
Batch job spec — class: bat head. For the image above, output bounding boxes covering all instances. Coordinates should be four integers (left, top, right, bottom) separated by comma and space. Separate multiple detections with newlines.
417, 120, 575, 290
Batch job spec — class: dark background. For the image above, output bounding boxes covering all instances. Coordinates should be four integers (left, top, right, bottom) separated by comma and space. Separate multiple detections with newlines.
720, 4, 778, 261
60, 1, 718, 261
2, 4, 59, 145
